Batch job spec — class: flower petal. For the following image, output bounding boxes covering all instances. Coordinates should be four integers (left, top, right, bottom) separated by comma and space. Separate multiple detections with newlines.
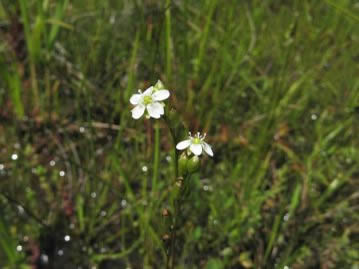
176, 139, 191, 150
143, 86, 153, 96
190, 143, 202, 156
147, 102, 164, 119
152, 90, 170, 101
131, 105, 145, 119
202, 142, 213, 157
130, 93, 142, 105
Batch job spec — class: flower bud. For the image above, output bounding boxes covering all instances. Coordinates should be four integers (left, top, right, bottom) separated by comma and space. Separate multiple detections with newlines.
187, 155, 200, 174
178, 153, 188, 176
154, 80, 165, 91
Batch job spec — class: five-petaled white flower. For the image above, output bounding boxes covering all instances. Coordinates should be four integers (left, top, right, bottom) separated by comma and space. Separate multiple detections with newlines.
176, 132, 213, 157
130, 86, 170, 119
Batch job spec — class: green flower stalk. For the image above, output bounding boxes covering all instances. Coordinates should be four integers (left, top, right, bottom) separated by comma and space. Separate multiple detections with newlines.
129, 80, 214, 269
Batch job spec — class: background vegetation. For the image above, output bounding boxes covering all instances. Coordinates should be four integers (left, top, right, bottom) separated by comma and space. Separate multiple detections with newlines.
0, 0, 358, 268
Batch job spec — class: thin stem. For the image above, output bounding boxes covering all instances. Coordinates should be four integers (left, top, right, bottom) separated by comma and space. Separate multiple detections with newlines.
169, 175, 188, 269
152, 121, 160, 194
162, 115, 178, 180
173, 142, 178, 179
163, 115, 180, 269
0, 193, 48, 228
170, 199, 179, 269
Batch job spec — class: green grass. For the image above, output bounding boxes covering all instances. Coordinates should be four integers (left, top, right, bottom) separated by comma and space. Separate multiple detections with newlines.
0, 0, 359, 268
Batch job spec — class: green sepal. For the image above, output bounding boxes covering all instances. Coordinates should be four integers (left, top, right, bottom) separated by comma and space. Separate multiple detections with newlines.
178, 152, 188, 177
187, 155, 200, 174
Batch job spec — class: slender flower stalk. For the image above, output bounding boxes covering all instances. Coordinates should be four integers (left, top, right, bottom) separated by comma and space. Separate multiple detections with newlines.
130, 81, 214, 269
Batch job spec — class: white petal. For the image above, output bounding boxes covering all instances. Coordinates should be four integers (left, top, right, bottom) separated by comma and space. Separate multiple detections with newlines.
190, 143, 202, 156
130, 94, 142, 105
202, 142, 213, 157
176, 140, 191, 150
131, 105, 145, 119
147, 102, 164, 119
143, 86, 153, 96
152, 90, 170, 101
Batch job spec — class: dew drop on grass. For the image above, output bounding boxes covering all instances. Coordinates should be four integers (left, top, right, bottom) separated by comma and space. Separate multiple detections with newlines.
142, 166, 148, 172
100, 210, 107, 217
17, 206, 24, 215
16, 245, 23, 252
41, 254, 49, 264
11, 153, 18, 160
110, 14, 116, 24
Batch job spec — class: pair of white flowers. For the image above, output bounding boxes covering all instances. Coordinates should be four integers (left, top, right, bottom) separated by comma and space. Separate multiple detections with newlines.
130, 81, 213, 157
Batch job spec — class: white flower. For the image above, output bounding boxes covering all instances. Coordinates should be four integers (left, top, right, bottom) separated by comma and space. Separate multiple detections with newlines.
176, 132, 213, 157
130, 86, 170, 119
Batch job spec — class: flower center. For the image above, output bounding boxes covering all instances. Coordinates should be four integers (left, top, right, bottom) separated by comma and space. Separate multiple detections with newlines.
193, 137, 201, 144
143, 95, 153, 105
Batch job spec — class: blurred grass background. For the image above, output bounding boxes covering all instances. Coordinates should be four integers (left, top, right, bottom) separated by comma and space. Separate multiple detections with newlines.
0, 0, 359, 268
